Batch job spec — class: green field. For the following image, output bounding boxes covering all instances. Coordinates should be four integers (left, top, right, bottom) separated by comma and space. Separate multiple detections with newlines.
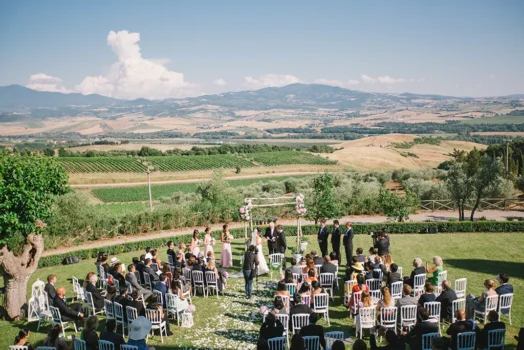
245, 151, 337, 166
92, 175, 313, 202
461, 115, 524, 125
146, 154, 255, 172
57, 157, 148, 173
1, 233, 522, 349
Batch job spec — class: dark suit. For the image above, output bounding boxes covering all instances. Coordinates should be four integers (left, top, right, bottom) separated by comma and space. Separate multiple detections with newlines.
386, 272, 402, 288
300, 324, 326, 350
153, 281, 169, 308
342, 227, 354, 267
289, 304, 313, 329
54, 296, 83, 327
276, 229, 287, 254
317, 225, 329, 257
496, 283, 514, 315
167, 248, 177, 264
313, 256, 325, 265
478, 321, 505, 350
126, 271, 152, 300
86, 283, 105, 309
264, 227, 278, 254
100, 331, 126, 350
374, 236, 390, 256
406, 320, 440, 350
436, 288, 457, 320
331, 226, 341, 265
259, 319, 285, 341
320, 263, 337, 277
406, 266, 426, 288
143, 265, 159, 282
128, 300, 145, 317
44, 283, 57, 307
446, 320, 473, 350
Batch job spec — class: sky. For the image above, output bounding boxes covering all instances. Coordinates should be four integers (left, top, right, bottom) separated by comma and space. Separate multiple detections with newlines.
0, 0, 523, 99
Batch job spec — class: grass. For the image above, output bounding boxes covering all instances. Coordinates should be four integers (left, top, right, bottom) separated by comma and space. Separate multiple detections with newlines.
1, 233, 522, 349
91, 175, 313, 202
460, 115, 524, 125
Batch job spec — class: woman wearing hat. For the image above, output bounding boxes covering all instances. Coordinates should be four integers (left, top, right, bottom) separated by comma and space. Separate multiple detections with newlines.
127, 317, 155, 350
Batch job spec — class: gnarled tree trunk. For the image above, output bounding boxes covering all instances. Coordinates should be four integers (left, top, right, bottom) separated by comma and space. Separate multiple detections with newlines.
0, 233, 44, 320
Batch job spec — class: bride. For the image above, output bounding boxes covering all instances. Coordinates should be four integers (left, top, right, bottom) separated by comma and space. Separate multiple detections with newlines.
251, 228, 269, 275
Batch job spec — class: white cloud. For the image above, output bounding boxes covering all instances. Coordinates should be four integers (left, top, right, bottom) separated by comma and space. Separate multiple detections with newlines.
362, 74, 421, 84
347, 79, 360, 85
378, 75, 406, 84
75, 30, 197, 100
244, 74, 302, 89
26, 73, 70, 93
361, 74, 377, 84
213, 78, 227, 86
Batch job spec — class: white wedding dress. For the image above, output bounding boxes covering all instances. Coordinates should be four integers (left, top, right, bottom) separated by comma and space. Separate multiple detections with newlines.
252, 230, 269, 276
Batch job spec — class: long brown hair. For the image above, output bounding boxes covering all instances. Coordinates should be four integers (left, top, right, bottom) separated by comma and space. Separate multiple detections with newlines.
381, 286, 392, 306
361, 290, 372, 307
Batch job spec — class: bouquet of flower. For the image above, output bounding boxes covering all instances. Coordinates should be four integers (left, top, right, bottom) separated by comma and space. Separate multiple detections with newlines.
211, 237, 216, 246
239, 205, 251, 221
222, 271, 228, 278
259, 305, 268, 315
295, 194, 307, 216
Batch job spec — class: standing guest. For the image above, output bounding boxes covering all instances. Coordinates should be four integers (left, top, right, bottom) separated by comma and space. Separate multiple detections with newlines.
404, 308, 440, 350
166, 241, 176, 264
45, 274, 57, 307
300, 313, 326, 350
418, 282, 437, 307
466, 279, 498, 319
317, 220, 330, 258
128, 291, 146, 317
126, 264, 152, 301
386, 263, 402, 288
44, 325, 74, 350
264, 222, 277, 255
220, 224, 233, 268
355, 247, 366, 264
343, 223, 356, 268
405, 258, 426, 288
204, 227, 214, 257
81, 316, 100, 350
127, 316, 154, 350
85, 274, 105, 309
190, 230, 201, 258
331, 220, 342, 266
436, 280, 457, 321
13, 328, 34, 350
242, 244, 259, 299
100, 319, 126, 350
426, 256, 444, 286
54, 287, 84, 328
478, 311, 505, 350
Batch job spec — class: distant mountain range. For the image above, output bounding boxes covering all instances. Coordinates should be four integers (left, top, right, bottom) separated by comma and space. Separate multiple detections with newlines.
0, 83, 520, 113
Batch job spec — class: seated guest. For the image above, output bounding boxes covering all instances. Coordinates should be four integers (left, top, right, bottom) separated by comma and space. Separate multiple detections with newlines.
348, 256, 364, 281
353, 339, 368, 350
404, 258, 425, 288
312, 250, 325, 265
146, 294, 173, 336
43, 325, 74, 350
404, 308, 439, 350
127, 316, 154, 350
105, 284, 117, 301
425, 256, 444, 286
128, 291, 145, 317
436, 280, 457, 320
298, 282, 311, 298
192, 257, 206, 273
310, 281, 327, 306
153, 273, 169, 308
282, 269, 297, 285
320, 256, 337, 275
418, 282, 437, 307
107, 257, 120, 277
477, 311, 505, 350
354, 290, 372, 329
349, 275, 369, 311
306, 268, 318, 283
395, 285, 418, 319
143, 258, 160, 282
100, 319, 126, 350
97, 254, 110, 273
290, 258, 303, 281
290, 334, 305, 350
275, 281, 290, 298
382, 253, 393, 272
44, 274, 57, 307
151, 249, 163, 270
126, 264, 152, 301
80, 316, 99, 350
377, 286, 395, 312
329, 251, 339, 267
466, 279, 497, 319
272, 296, 289, 315
370, 326, 405, 350
175, 252, 185, 269
144, 247, 152, 260
113, 287, 131, 319
83, 272, 95, 289
356, 247, 366, 264
367, 247, 378, 267
331, 340, 345, 350
54, 287, 84, 328
438, 310, 473, 350
386, 263, 402, 288
303, 259, 317, 276
206, 251, 214, 264
206, 259, 224, 292
113, 263, 126, 287
495, 273, 513, 315
364, 263, 375, 280
299, 313, 326, 350
290, 293, 313, 314
166, 241, 176, 263
13, 328, 34, 350
259, 313, 285, 342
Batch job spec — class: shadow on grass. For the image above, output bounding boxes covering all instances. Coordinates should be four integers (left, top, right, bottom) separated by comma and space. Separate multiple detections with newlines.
445, 259, 524, 279
215, 329, 259, 343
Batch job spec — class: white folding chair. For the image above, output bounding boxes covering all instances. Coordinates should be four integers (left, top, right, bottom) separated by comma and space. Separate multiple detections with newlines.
366, 278, 381, 291
456, 331, 476, 350
121, 346, 138, 350
73, 281, 84, 302
153, 289, 164, 306
125, 306, 138, 329
50, 306, 77, 337
357, 307, 376, 339
370, 290, 382, 305
143, 273, 152, 290
487, 329, 506, 350
315, 264, 322, 276
435, 271, 447, 295
146, 309, 167, 343
455, 278, 467, 299
205, 271, 219, 298
344, 280, 357, 306
280, 295, 290, 310
421, 332, 439, 350
133, 271, 142, 286
400, 305, 417, 331
334, 265, 340, 289
303, 336, 320, 350
165, 292, 185, 326
34, 290, 52, 331
267, 336, 287, 350
413, 274, 426, 297
167, 255, 174, 266
302, 294, 311, 306
451, 299, 466, 323
98, 340, 114, 350
313, 293, 330, 326
113, 302, 126, 336
379, 307, 398, 336
292, 273, 301, 282
424, 301, 441, 335
85, 291, 104, 317
10, 346, 28, 350
113, 279, 120, 296
391, 281, 403, 299
320, 273, 335, 299
97, 265, 107, 288
498, 293, 513, 325
104, 299, 115, 320
474, 295, 498, 324
192, 270, 206, 297
325, 331, 344, 350
286, 283, 296, 300
292, 313, 310, 334
125, 281, 133, 294
275, 313, 290, 345
373, 269, 384, 281
269, 253, 285, 279
73, 339, 86, 350
350, 291, 362, 316
183, 268, 192, 283
151, 263, 159, 272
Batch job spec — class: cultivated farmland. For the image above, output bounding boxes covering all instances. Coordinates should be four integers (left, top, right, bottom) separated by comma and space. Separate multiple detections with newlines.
245, 151, 337, 166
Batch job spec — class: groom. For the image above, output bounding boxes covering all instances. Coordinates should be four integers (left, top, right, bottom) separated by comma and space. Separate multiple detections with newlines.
275, 225, 287, 254
264, 222, 278, 254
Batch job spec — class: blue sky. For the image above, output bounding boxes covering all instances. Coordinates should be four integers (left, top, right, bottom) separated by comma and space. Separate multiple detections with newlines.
0, 0, 523, 99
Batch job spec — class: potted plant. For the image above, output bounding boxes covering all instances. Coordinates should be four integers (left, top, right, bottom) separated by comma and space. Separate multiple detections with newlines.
300, 236, 309, 252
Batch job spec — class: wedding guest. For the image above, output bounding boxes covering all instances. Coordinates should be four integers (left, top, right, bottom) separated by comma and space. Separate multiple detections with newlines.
418, 282, 437, 307
45, 274, 57, 307
80, 316, 99, 350
100, 319, 126, 350
191, 230, 201, 258
426, 256, 444, 286
356, 248, 366, 264
146, 294, 173, 336
220, 224, 233, 268
206, 259, 224, 292
13, 328, 34, 350
275, 281, 290, 298
127, 316, 154, 350
204, 227, 214, 257
466, 279, 497, 319
85, 274, 105, 309
166, 241, 176, 263
43, 325, 73, 350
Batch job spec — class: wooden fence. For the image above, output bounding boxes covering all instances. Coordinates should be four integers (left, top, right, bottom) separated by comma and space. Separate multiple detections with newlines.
419, 198, 524, 212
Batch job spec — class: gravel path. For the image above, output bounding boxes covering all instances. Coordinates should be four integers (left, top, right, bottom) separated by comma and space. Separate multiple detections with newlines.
42, 209, 524, 257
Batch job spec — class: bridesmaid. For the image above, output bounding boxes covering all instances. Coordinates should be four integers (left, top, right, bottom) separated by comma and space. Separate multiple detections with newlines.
204, 227, 214, 257
191, 230, 201, 258
220, 224, 233, 268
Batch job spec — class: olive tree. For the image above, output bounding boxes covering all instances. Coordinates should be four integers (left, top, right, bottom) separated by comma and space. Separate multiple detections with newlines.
0, 154, 69, 319
378, 188, 420, 222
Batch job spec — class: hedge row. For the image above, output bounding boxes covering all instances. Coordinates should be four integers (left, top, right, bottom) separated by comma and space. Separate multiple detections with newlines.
38, 220, 524, 268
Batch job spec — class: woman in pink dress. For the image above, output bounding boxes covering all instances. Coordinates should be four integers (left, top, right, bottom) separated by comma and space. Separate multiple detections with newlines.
204, 227, 214, 257
220, 224, 233, 268
190, 230, 201, 258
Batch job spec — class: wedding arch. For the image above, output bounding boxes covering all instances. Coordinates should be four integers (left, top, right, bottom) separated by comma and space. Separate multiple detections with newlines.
238, 193, 307, 251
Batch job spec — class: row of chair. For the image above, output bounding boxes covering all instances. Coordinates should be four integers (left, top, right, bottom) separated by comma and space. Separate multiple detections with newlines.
266, 331, 344, 350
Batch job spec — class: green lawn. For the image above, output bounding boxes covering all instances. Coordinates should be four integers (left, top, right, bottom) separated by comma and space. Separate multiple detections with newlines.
460, 115, 524, 125
92, 175, 313, 202
1, 233, 522, 349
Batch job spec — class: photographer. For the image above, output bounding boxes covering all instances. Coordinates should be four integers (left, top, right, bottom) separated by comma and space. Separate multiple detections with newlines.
242, 245, 259, 299
373, 230, 390, 257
